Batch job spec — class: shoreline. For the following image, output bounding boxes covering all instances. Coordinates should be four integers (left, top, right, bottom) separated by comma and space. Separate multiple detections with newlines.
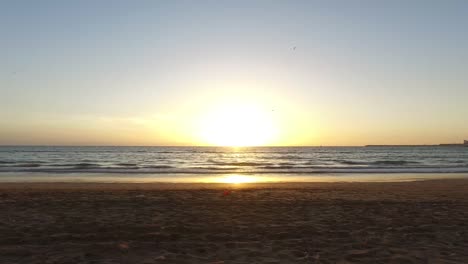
0, 177, 468, 189
0, 172, 468, 185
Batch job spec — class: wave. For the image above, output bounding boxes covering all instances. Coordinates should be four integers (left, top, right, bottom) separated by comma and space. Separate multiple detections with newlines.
336, 160, 421, 166
372, 160, 420, 165
48, 163, 76, 167
142, 165, 174, 169
262, 155, 310, 160
5, 163, 42, 168
115, 163, 138, 167
261, 165, 296, 169
188, 166, 237, 171
207, 160, 272, 166
335, 160, 368, 165
73, 163, 101, 169
1, 166, 468, 174
2, 146, 468, 177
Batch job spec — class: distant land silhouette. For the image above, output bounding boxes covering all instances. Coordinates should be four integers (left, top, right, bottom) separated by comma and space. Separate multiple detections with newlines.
366, 140, 468, 147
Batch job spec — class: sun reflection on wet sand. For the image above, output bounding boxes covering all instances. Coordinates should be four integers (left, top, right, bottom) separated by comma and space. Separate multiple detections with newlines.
205, 174, 276, 184
218, 175, 257, 184
4, 172, 468, 184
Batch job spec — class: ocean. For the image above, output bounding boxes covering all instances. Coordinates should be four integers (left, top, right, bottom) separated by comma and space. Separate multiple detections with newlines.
1, 146, 468, 182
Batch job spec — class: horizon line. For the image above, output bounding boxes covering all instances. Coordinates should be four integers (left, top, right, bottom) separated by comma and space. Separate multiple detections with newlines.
0, 143, 465, 148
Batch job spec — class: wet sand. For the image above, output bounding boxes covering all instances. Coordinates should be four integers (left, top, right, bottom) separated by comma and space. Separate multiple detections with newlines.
1, 179, 468, 263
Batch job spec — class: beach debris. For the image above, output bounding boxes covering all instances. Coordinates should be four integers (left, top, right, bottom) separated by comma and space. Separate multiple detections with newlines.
222, 190, 232, 196
347, 249, 370, 258
118, 242, 129, 251
313, 252, 321, 263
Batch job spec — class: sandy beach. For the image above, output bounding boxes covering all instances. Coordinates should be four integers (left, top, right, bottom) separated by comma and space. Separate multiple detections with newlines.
1, 179, 468, 263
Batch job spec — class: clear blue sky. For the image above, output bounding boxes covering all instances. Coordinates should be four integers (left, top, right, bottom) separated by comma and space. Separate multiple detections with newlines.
1, 1, 468, 145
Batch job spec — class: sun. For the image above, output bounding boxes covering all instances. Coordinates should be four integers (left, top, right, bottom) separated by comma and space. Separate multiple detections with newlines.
197, 102, 278, 146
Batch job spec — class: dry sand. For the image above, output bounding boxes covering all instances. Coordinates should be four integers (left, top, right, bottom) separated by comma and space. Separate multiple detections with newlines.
0, 179, 467, 263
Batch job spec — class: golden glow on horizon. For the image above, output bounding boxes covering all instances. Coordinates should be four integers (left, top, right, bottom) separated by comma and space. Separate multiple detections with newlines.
213, 174, 267, 184
197, 102, 278, 146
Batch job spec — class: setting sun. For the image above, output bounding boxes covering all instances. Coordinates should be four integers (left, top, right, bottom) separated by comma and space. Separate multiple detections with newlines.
197, 102, 278, 146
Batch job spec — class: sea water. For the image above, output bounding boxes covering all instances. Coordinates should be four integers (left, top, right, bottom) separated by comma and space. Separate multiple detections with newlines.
1, 146, 467, 182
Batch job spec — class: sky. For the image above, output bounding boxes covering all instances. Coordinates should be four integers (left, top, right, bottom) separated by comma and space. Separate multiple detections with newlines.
1, 0, 468, 146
